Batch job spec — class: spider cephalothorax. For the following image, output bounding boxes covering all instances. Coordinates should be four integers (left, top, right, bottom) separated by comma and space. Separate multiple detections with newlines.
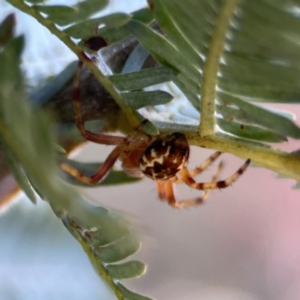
61, 61, 251, 209
139, 133, 189, 180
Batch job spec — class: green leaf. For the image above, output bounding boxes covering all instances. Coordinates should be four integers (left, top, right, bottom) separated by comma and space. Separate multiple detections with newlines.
126, 19, 200, 84
173, 74, 200, 109
110, 66, 177, 91
1, 139, 37, 204
106, 260, 146, 279
217, 92, 300, 139
229, 1, 300, 64
132, 7, 153, 24
116, 283, 152, 300
24, 0, 43, 3
216, 0, 300, 106
122, 90, 173, 109
133, 111, 159, 136
95, 235, 140, 263
217, 119, 286, 143
0, 13, 15, 46
33, 0, 108, 26
79, 221, 130, 247
64, 206, 132, 245
220, 54, 300, 103
157, 0, 215, 55
122, 44, 150, 74
97, 24, 131, 45
33, 5, 75, 23
62, 211, 153, 299
151, 0, 203, 69
94, 7, 154, 45
30, 61, 77, 106
219, 81, 300, 103
76, 0, 109, 18
64, 13, 131, 39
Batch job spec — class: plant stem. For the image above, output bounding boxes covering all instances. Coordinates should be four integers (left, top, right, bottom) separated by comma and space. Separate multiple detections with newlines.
199, 0, 240, 136
76, 236, 125, 300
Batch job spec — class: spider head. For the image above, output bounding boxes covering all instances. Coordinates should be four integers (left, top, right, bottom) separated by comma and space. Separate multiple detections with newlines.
139, 132, 189, 180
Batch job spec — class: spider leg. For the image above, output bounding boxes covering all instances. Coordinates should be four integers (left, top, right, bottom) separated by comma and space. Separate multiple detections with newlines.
155, 174, 180, 202
174, 151, 222, 183
180, 159, 251, 190
60, 146, 121, 184
189, 151, 222, 177
73, 61, 125, 145
162, 162, 224, 209
156, 181, 167, 201
162, 180, 176, 206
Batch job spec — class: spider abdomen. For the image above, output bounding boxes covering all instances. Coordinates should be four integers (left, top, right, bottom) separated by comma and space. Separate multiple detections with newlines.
139, 132, 189, 180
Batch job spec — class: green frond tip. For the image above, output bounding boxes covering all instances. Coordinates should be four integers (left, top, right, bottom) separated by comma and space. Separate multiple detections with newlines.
94, 235, 141, 263
116, 283, 153, 300
122, 90, 173, 110
1, 139, 37, 204
63, 213, 151, 299
65, 205, 136, 244
0, 13, 15, 46
0, 14, 37, 204
106, 260, 146, 279
110, 67, 177, 91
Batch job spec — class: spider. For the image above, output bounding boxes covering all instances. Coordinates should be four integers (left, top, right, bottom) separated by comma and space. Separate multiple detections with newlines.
60, 61, 251, 209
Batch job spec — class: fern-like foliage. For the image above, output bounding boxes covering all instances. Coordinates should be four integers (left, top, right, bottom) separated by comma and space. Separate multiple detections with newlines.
3, 0, 300, 298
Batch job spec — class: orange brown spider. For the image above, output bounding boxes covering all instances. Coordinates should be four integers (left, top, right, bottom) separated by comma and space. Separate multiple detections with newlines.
60, 61, 251, 209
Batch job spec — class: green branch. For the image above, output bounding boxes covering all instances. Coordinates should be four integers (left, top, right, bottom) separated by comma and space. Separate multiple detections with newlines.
199, 0, 240, 136
76, 235, 125, 300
